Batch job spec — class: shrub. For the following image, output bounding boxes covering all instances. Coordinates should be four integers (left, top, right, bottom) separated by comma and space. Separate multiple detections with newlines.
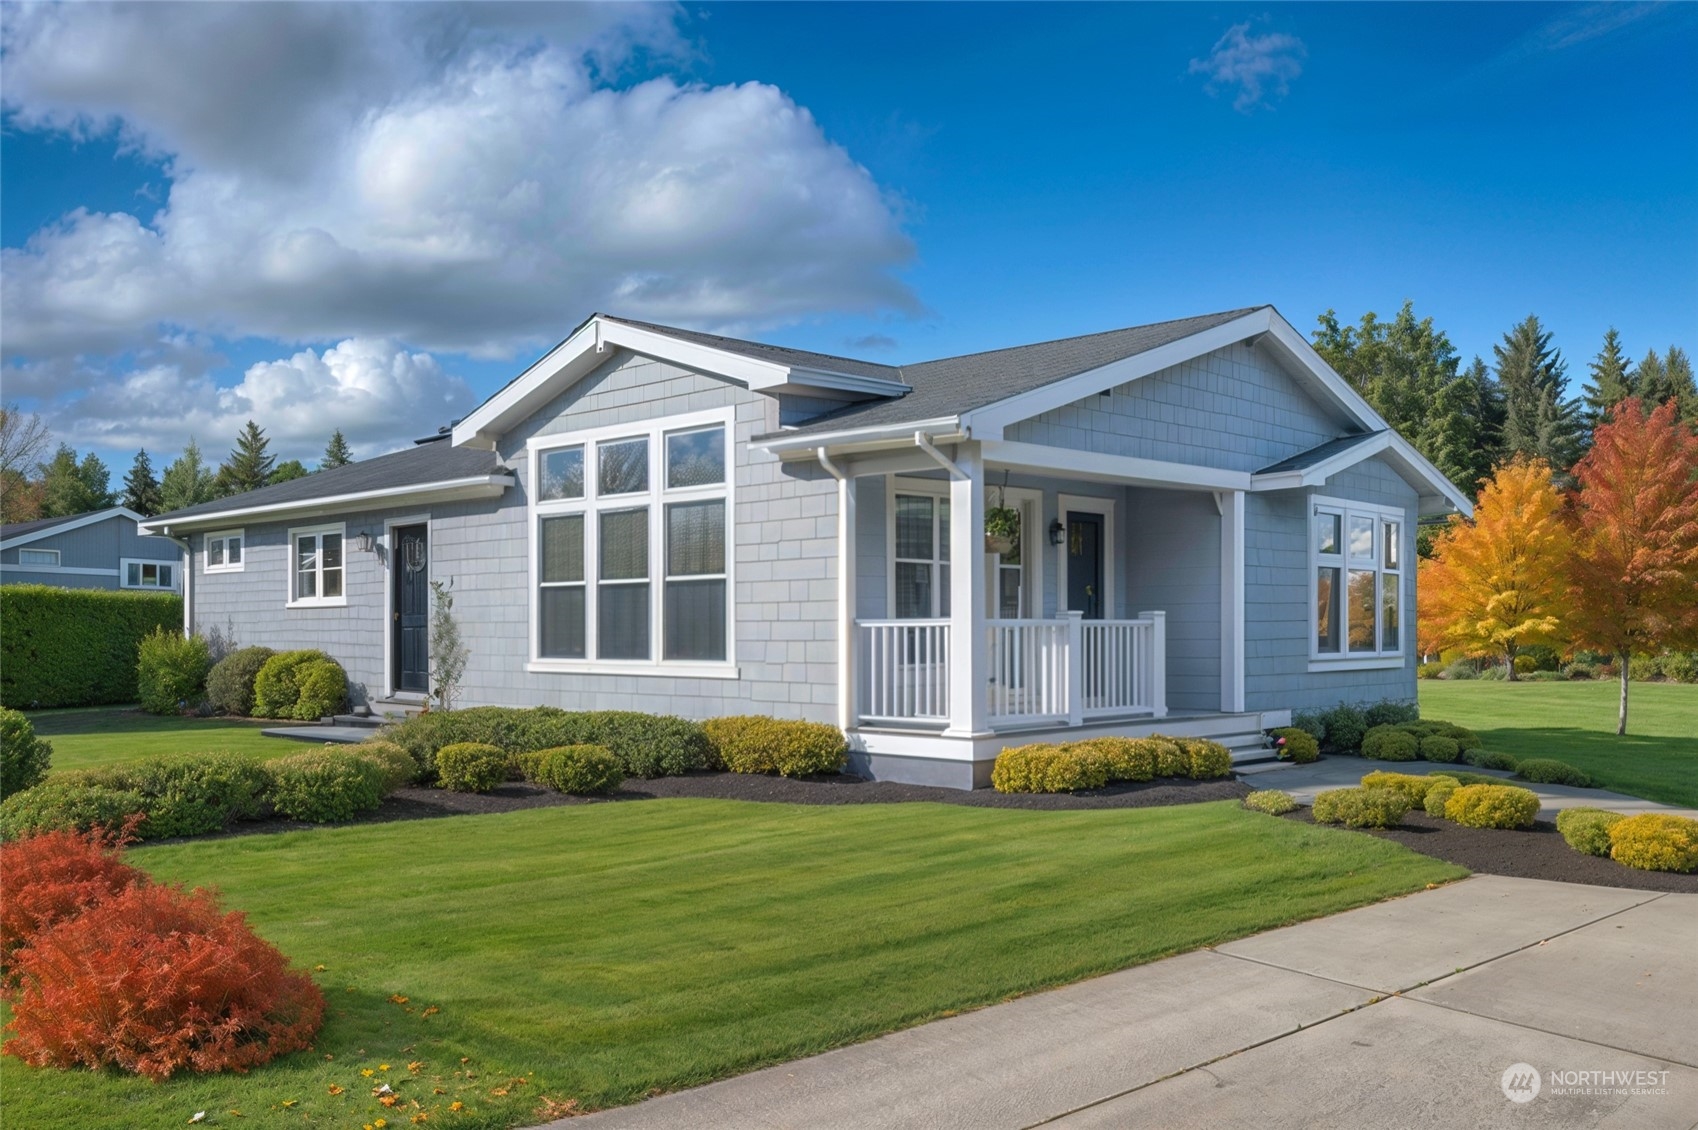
1563, 662, 1599, 680
1318, 704, 1368, 752
381, 707, 712, 781
1288, 710, 1326, 745
1145, 736, 1190, 778
1465, 749, 1518, 771
263, 751, 386, 822
204, 646, 275, 717
1478, 665, 1507, 680
1311, 786, 1412, 829
1441, 659, 1478, 680
252, 651, 344, 720
1448, 770, 1508, 787
1627, 654, 1660, 683
1556, 808, 1625, 857
1076, 737, 1157, 782
1524, 670, 1566, 682
1178, 738, 1233, 779
1360, 771, 1458, 806
135, 629, 211, 715
1607, 814, 1698, 873
349, 741, 417, 793
0, 585, 182, 709
991, 744, 1108, 793
0, 781, 147, 841
434, 743, 509, 794
1444, 784, 1540, 829
1416, 661, 1444, 680
1659, 652, 1698, 684
1361, 726, 1418, 761
1513, 654, 1537, 675
702, 716, 848, 778
0, 826, 145, 977
3, 882, 325, 1079
1269, 727, 1319, 763
530, 745, 624, 796
1423, 778, 1462, 818
1418, 735, 1461, 763
1514, 759, 1594, 788
379, 706, 534, 780
1243, 789, 1298, 815
94, 752, 268, 839
1364, 700, 1419, 728
1, 708, 53, 796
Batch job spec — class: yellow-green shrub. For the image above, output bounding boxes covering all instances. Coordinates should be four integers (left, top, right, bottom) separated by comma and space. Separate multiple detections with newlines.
1423, 777, 1462, 817
1360, 771, 1458, 806
1144, 736, 1189, 778
1555, 807, 1624, 857
1269, 727, 1319, 763
1075, 737, 1156, 782
263, 751, 385, 823
991, 744, 1107, 793
1418, 735, 1462, 763
1243, 789, 1298, 815
351, 741, 417, 793
434, 743, 509, 794
1177, 738, 1232, 779
1607, 813, 1698, 873
1444, 783, 1539, 829
529, 745, 624, 795
1311, 786, 1411, 829
701, 716, 847, 778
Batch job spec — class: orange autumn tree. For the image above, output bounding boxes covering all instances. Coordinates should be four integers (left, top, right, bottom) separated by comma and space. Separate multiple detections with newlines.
1568, 398, 1698, 735
1422, 456, 1571, 679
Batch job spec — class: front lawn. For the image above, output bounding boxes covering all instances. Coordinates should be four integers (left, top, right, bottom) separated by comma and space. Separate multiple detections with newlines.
1420, 681, 1698, 808
1, 799, 1461, 1128
23, 705, 283, 771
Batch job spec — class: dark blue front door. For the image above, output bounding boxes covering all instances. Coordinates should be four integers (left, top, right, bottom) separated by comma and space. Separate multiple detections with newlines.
393, 525, 430, 693
1066, 512, 1104, 619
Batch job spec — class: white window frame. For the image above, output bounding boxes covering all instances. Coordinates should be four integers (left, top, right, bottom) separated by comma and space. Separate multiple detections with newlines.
17, 548, 60, 567
887, 477, 953, 620
204, 530, 244, 574
286, 522, 348, 608
120, 557, 177, 590
1309, 494, 1405, 671
889, 477, 1044, 620
525, 406, 737, 678
1056, 492, 1117, 619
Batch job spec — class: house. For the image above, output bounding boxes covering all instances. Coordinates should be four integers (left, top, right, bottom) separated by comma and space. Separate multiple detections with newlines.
140, 306, 1471, 788
1, 506, 184, 593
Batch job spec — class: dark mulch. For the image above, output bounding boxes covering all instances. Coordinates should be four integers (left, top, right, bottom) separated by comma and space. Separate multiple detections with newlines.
1282, 809, 1698, 893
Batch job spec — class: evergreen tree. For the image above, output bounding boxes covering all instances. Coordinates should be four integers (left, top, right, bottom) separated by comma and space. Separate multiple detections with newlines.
1635, 347, 1698, 422
268, 459, 310, 485
215, 420, 276, 497
38, 444, 113, 517
1580, 328, 1635, 432
1493, 315, 1583, 470
321, 429, 354, 470
159, 440, 218, 513
121, 449, 164, 517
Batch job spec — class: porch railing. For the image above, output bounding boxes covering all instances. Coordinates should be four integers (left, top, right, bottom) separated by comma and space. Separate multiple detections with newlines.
856, 611, 1166, 728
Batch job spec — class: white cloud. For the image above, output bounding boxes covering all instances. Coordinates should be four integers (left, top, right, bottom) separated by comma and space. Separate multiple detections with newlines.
1189, 22, 1307, 112
0, 3, 917, 364
50, 339, 477, 462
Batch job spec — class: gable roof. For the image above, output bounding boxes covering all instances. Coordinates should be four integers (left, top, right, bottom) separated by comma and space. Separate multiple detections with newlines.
598, 315, 905, 384
139, 443, 511, 534
1254, 431, 1387, 475
1, 507, 149, 550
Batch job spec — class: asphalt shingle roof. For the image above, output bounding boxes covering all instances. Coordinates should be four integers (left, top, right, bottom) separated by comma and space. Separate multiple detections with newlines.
1255, 430, 1385, 475
600, 315, 906, 383
147, 442, 507, 525
0, 512, 94, 541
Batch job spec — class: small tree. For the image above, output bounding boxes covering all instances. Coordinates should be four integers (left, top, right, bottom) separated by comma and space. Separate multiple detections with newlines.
121, 450, 163, 517
214, 421, 276, 497
38, 445, 113, 518
428, 579, 469, 712
267, 459, 310, 485
1568, 399, 1698, 735
320, 429, 354, 470
1421, 456, 1571, 679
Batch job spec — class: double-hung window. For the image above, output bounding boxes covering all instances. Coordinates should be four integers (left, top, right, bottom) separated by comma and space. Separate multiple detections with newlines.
531, 410, 732, 672
892, 490, 951, 619
1312, 497, 1402, 663
122, 559, 175, 590
288, 523, 345, 606
205, 531, 243, 573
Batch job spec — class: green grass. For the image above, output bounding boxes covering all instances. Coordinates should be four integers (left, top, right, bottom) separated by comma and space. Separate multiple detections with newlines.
23, 705, 285, 771
1, 799, 1462, 1128
1420, 680, 1698, 808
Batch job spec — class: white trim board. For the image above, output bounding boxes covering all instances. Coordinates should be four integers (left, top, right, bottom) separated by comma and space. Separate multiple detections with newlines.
1055, 493, 1116, 618
382, 514, 432, 700
140, 476, 511, 535
1, 506, 149, 550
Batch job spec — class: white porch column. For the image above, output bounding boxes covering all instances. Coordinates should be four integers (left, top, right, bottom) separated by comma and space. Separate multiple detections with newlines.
1220, 488, 1246, 714
836, 472, 858, 732
1141, 610, 1168, 719
946, 444, 989, 736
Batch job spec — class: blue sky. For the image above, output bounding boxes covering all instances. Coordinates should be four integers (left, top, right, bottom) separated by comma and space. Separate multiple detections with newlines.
3, 2, 1694, 473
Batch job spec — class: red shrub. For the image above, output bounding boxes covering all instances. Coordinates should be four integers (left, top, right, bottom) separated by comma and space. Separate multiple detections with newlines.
0, 825, 145, 980
3, 883, 325, 1079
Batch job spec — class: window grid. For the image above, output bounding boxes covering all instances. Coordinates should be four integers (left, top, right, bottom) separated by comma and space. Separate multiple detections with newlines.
288, 525, 345, 606
18, 548, 59, 567
893, 492, 952, 619
204, 531, 244, 573
1312, 500, 1402, 660
122, 559, 175, 590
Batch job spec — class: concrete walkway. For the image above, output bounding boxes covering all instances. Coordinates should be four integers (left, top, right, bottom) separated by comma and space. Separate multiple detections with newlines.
551, 876, 1697, 1130
1238, 754, 1698, 820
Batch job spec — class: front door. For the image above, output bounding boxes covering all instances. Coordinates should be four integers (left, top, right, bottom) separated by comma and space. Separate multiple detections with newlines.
1066, 511, 1105, 619
392, 525, 430, 694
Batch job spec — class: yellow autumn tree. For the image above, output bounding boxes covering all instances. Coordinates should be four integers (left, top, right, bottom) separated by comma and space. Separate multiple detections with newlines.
1421, 456, 1571, 679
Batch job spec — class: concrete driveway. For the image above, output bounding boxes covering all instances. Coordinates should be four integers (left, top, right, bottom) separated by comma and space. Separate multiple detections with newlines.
551, 876, 1697, 1130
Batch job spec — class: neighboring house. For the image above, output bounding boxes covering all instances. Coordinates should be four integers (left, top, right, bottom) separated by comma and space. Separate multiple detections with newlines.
1, 507, 184, 593
141, 306, 1471, 788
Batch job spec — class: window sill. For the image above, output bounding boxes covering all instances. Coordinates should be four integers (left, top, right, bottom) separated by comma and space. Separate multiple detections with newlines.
1308, 656, 1406, 672
527, 659, 740, 680
286, 598, 348, 610
204, 566, 244, 575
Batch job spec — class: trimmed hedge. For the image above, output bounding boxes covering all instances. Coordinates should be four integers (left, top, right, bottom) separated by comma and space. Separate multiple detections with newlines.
1312, 786, 1411, 829
1364, 700, 1420, 728
1418, 735, 1461, 763
991, 744, 1108, 793
1318, 704, 1368, 753
1514, 759, 1595, 788
0, 781, 147, 841
1607, 814, 1698, 873
702, 716, 847, 778
263, 750, 387, 823
350, 741, 418, 793
381, 706, 712, 781
435, 743, 509, 794
1443, 783, 1540, 829
205, 646, 275, 717
0, 585, 183, 708
1269, 727, 1319, 763
1361, 726, 1418, 762
1243, 789, 1298, 815
1359, 770, 1458, 806
1556, 807, 1624, 857
87, 753, 268, 839
1465, 749, 1518, 771
253, 651, 347, 721
1178, 738, 1233, 779
1076, 737, 1157, 782
1423, 777, 1462, 817
528, 745, 624, 796
1, 708, 53, 796
136, 629, 211, 715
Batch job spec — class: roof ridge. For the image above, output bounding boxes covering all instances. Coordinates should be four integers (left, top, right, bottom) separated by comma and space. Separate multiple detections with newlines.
596, 313, 903, 378
896, 307, 1268, 372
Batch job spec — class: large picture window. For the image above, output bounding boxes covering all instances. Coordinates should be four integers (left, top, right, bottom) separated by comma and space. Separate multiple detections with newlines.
530, 411, 733, 672
122, 559, 176, 590
288, 523, 345, 606
1312, 497, 1402, 662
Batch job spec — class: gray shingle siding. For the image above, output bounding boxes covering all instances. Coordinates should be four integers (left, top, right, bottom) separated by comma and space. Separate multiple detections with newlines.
2, 513, 181, 590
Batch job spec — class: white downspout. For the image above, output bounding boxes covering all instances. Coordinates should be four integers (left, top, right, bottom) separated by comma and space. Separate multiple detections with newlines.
914, 431, 969, 480
166, 531, 192, 638
816, 448, 857, 733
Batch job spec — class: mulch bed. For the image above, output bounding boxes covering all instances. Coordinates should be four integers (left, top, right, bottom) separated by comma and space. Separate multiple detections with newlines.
1282, 809, 1698, 893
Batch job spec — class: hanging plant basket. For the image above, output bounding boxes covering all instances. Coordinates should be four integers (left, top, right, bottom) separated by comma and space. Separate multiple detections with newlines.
984, 506, 1021, 555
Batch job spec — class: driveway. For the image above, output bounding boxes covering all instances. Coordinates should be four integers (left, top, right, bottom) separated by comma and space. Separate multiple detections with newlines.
550, 876, 1697, 1130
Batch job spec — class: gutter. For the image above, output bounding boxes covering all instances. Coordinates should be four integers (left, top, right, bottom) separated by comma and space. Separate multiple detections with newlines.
751, 415, 964, 454
141, 473, 512, 536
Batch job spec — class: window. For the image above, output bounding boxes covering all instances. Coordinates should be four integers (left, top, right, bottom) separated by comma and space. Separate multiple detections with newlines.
1312, 498, 1402, 662
205, 530, 243, 573
529, 410, 733, 671
893, 492, 951, 618
122, 559, 175, 590
288, 524, 345, 606
17, 548, 59, 567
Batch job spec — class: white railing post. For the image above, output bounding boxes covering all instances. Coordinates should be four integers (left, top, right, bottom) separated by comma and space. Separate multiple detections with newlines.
1141, 610, 1167, 719
1065, 610, 1084, 727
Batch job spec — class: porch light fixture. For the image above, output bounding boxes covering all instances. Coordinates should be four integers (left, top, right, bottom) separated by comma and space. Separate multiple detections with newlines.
351, 531, 375, 553
1048, 519, 1066, 547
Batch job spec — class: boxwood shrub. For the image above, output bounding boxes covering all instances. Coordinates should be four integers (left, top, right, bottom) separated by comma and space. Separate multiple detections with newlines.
991, 744, 1108, 793
1514, 759, 1594, 788
1311, 786, 1411, 829
1423, 777, 1462, 817
1318, 704, 1368, 753
1555, 807, 1625, 857
529, 745, 624, 796
1243, 789, 1298, 815
1443, 783, 1540, 829
0, 780, 147, 840
1074, 737, 1157, 782
1269, 727, 1319, 763
1361, 726, 1418, 762
263, 751, 386, 823
1177, 738, 1233, 779
1417, 735, 1461, 763
382, 707, 711, 781
350, 741, 418, 793
1, 708, 52, 796
1359, 770, 1457, 806
434, 743, 509, 794
1607, 813, 1698, 873
1145, 736, 1189, 778
135, 630, 212, 715
90, 752, 268, 839
204, 646, 276, 717
1465, 749, 1518, 771
1363, 700, 1419, 728
253, 651, 347, 720
0, 585, 182, 709
701, 716, 847, 778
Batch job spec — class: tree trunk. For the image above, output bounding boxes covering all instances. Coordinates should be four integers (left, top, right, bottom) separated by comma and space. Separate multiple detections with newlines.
1617, 652, 1630, 736
1505, 644, 1519, 682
